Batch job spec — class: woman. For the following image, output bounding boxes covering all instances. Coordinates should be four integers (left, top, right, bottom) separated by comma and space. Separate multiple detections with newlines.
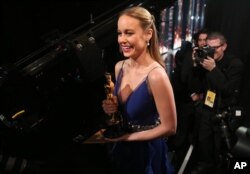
102, 6, 177, 174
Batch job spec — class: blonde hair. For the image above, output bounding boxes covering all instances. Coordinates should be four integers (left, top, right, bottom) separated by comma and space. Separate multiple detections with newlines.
119, 6, 165, 68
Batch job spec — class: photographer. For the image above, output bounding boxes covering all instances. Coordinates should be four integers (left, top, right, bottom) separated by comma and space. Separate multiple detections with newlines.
190, 32, 244, 174
182, 29, 209, 104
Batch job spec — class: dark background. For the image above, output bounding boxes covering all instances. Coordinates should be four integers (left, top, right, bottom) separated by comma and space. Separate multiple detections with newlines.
0, 0, 249, 173
1, 0, 249, 78
0, 0, 171, 64
0, 0, 123, 64
205, 0, 250, 127
0, 1, 175, 173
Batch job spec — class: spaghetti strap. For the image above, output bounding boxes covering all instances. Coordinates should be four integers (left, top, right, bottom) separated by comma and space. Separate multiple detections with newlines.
121, 60, 125, 68
147, 66, 164, 77
146, 66, 166, 94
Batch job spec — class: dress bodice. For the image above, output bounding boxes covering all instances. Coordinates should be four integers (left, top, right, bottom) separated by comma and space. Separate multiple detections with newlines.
114, 66, 159, 126
110, 61, 174, 174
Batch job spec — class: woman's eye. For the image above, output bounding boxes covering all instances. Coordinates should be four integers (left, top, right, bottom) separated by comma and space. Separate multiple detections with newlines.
126, 32, 133, 36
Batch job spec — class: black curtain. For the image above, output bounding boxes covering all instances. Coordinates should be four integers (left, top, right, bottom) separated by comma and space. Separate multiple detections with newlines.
0, 0, 124, 64
205, 0, 250, 126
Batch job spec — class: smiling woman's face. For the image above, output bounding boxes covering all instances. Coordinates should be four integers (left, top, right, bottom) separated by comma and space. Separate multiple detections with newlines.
117, 15, 148, 59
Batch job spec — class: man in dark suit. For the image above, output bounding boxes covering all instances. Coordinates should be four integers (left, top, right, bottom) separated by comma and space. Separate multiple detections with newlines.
190, 32, 244, 174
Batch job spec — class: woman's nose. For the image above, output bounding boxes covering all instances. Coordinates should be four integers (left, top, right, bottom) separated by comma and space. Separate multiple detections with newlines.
118, 35, 127, 43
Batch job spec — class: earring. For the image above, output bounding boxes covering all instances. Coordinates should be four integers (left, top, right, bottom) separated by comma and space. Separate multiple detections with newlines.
147, 41, 150, 46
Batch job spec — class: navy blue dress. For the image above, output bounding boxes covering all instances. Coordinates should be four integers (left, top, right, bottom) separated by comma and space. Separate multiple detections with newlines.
109, 65, 174, 174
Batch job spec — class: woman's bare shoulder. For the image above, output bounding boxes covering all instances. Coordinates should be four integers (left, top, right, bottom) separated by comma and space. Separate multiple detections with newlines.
148, 66, 168, 81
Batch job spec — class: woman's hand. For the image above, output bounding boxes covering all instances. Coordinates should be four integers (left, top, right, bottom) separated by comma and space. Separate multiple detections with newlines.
102, 133, 130, 142
102, 96, 118, 115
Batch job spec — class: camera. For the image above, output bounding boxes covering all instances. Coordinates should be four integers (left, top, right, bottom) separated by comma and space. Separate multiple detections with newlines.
216, 106, 243, 150
232, 126, 250, 157
216, 110, 233, 150
194, 46, 215, 63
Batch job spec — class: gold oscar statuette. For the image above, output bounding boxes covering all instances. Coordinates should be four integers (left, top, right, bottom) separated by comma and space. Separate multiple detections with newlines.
103, 72, 124, 138
104, 72, 117, 125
